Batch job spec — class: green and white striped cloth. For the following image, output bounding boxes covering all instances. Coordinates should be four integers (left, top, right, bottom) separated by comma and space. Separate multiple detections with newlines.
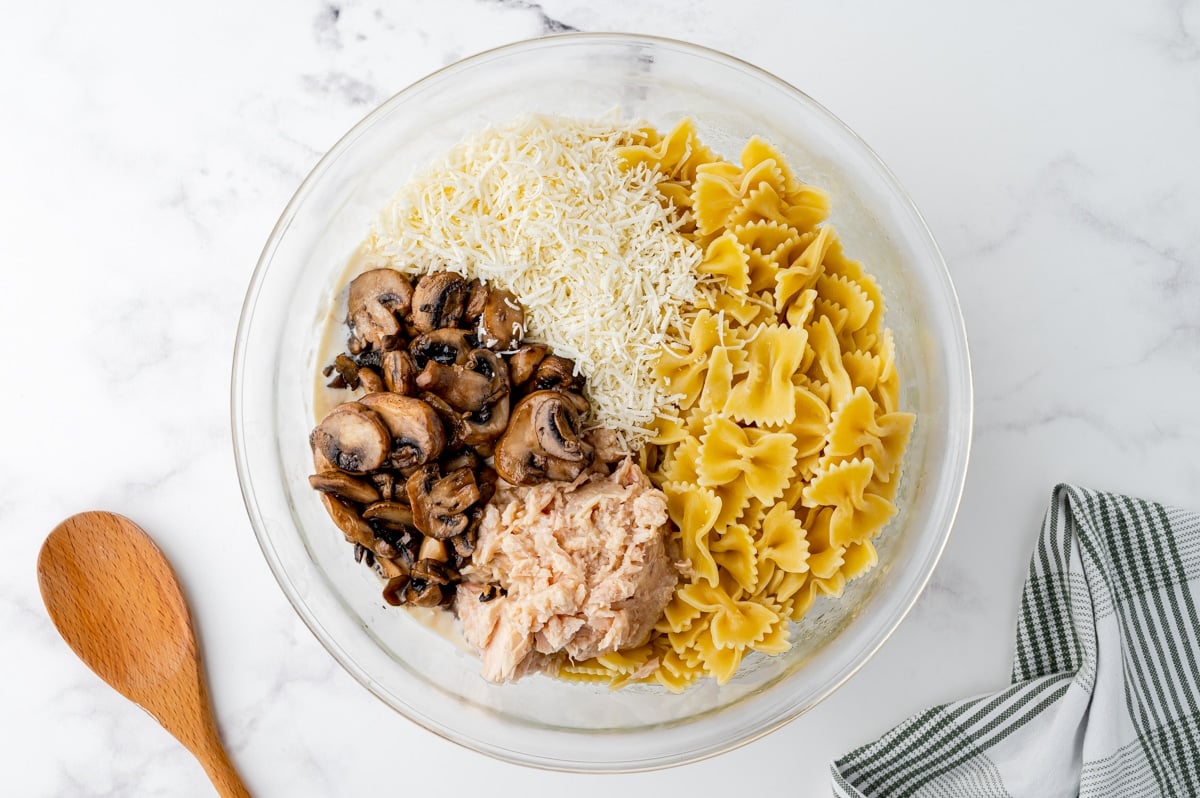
832, 484, 1200, 798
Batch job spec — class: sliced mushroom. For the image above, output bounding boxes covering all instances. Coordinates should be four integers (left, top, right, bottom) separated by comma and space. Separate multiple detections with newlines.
532, 396, 588, 462
507, 343, 548, 386
477, 288, 525, 351
466, 349, 509, 403
404, 579, 443, 607
463, 279, 489, 325
415, 360, 494, 413
320, 493, 376, 549
409, 272, 467, 332
321, 493, 397, 559
449, 529, 477, 559
420, 393, 466, 449
362, 501, 416, 530
461, 395, 510, 449
327, 353, 362, 389
347, 269, 414, 351
308, 471, 381, 504
531, 355, 581, 393
310, 402, 390, 474
357, 367, 385, 394
412, 557, 454, 586
373, 554, 407, 579
358, 393, 446, 468
475, 467, 498, 506
494, 391, 595, 485
381, 350, 418, 395
369, 472, 397, 502
418, 536, 449, 563
382, 574, 410, 606
441, 449, 480, 473
406, 465, 480, 539
409, 328, 473, 368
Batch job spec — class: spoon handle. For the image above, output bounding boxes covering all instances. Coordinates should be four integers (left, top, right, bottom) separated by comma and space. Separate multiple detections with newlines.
197, 737, 251, 798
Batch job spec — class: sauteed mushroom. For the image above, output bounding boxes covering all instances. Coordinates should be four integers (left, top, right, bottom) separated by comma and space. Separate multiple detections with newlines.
312, 267, 606, 612
415, 361, 493, 413
410, 272, 467, 332
358, 392, 446, 468
493, 391, 595, 485
507, 343, 547, 387
347, 269, 413, 352
404, 579, 443, 607
531, 355, 582, 393
477, 288, 525, 351
461, 395, 510, 448
381, 350, 418, 395
463, 278, 489, 325
310, 402, 390, 474
362, 501, 416, 530
308, 471, 381, 504
409, 328, 472, 368
406, 465, 481, 539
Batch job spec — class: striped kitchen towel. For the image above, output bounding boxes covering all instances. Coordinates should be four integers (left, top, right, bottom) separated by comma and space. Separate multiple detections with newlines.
832, 484, 1200, 798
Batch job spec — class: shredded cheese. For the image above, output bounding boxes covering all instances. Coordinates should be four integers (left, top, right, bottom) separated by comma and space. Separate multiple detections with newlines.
361, 115, 702, 448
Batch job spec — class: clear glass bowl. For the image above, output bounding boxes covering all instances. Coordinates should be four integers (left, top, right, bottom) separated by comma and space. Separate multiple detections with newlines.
232, 33, 972, 772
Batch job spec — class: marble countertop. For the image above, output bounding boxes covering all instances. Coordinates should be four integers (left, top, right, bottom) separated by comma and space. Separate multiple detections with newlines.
4, 0, 1199, 794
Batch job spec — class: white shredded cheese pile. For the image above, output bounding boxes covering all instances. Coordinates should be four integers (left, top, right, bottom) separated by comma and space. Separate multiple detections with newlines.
361, 114, 701, 448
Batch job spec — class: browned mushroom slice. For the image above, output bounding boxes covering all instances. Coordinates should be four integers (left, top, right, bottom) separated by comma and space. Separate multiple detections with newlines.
406, 465, 480, 539
532, 394, 589, 463
475, 467, 498, 506
418, 536, 450, 562
466, 349, 509, 403
373, 554, 407, 579
449, 529, 477, 559
507, 343, 548, 387
319, 493, 398, 560
381, 574, 410, 606
494, 391, 595, 485
347, 269, 414, 351
381, 350, 418, 395
310, 402, 390, 474
358, 393, 446, 468
531, 355, 582, 393
357, 367, 385, 394
404, 580, 443, 607
461, 394, 510, 449
308, 471, 382, 504
362, 501, 416, 530
409, 328, 473, 368
421, 393, 467, 449
327, 353, 361, 389
369, 472, 397, 502
477, 288, 525, 351
409, 272, 467, 332
463, 279, 489, 325
412, 557, 454, 586
415, 360, 494, 413
440, 449, 480, 473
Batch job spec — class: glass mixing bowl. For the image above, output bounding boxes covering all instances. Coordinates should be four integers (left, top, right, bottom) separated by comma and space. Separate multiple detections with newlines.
232, 33, 972, 772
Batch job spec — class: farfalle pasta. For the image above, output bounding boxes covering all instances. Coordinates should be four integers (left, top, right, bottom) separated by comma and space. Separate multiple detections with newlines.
555, 120, 915, 690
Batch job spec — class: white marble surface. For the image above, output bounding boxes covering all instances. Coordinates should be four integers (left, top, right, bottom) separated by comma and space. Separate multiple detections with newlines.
3, 0, 1199, 794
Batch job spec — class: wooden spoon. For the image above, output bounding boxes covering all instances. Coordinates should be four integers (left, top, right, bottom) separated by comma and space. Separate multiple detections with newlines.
37, 511, 250, 798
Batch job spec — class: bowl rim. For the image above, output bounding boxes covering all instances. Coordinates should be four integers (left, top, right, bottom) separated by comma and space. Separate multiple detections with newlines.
231, 30, 973, 772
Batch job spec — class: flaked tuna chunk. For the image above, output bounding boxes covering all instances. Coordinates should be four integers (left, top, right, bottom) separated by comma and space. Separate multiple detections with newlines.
455, 459, 678, 683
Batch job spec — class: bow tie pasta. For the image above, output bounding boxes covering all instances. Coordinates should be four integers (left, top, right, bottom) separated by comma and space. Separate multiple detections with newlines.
560, 120, 915, 691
